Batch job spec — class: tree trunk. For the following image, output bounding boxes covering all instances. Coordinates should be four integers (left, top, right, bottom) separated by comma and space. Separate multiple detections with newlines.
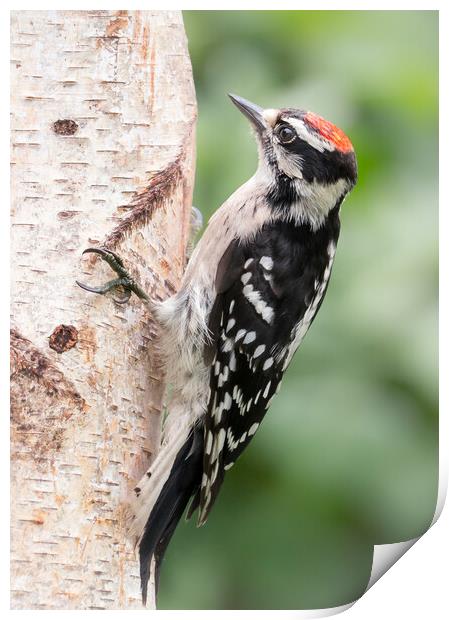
10, 10, 196, 609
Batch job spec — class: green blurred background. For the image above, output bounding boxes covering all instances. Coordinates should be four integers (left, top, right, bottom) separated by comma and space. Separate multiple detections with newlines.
159, 11, 439, 610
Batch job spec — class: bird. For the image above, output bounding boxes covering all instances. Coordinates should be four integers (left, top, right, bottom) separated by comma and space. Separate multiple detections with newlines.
77, 93, 358, 605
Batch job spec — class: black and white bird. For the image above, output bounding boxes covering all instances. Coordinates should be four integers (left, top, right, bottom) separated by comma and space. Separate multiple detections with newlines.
77, 94, 357, 604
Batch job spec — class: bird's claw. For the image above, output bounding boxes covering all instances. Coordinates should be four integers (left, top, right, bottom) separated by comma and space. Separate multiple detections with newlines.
76, 247, 150, 303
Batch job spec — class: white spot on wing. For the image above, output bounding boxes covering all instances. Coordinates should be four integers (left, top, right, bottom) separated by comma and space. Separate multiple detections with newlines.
222, 338, 233, 352
227, 429, 240, 451
253, 344, 266, 358
217, 428, 226, 452
263, 381, 271, 399
242, 283, 274, 324
243, 331, 256, 344
263, 357, 274, 370
235, 329, 246, 342
223, 392, 232, 411
260, 256, 273, 271
205, 431, 213, 455
214, 403, 223, 423
248, 423, 259, 436
226, 318, 236, 332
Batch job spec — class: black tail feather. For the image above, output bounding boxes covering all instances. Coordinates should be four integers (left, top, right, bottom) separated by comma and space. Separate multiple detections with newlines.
185, 487, 201, 521
139, 426, 203, 605
153, 513, 181, 597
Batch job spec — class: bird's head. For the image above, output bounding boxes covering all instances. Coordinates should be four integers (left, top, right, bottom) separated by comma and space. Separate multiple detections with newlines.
229, 94, 357, 224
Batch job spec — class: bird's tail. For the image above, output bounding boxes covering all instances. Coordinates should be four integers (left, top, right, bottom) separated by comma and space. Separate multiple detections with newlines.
129, 423, 204, 605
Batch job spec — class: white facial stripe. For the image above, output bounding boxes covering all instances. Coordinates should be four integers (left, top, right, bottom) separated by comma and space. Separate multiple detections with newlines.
274, 148, 304, 179
285, 117, 335, 153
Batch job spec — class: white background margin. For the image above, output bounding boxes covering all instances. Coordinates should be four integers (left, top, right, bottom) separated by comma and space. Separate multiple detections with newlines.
2, 1, 446, 617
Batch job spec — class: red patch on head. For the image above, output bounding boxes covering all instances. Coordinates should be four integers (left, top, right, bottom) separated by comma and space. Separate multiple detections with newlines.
304, 111, 353, 153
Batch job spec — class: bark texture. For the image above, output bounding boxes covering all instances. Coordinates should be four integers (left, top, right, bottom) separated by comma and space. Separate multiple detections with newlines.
10, 10, 196, 609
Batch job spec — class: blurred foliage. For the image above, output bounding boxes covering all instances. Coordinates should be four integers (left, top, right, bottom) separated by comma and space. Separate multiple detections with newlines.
158, 10, 438, 610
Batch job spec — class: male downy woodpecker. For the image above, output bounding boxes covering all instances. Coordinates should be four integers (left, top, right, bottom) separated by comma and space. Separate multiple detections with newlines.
77, 94, 357, 604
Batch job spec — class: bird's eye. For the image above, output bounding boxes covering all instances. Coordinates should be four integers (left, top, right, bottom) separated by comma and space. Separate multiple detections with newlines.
277, 124, 296, 144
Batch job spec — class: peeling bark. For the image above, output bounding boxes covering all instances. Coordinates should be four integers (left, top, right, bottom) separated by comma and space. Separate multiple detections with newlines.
10, 10, 196, 609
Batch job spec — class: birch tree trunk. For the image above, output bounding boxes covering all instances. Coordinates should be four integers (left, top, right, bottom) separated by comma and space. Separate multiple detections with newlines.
10, 10, 196, 609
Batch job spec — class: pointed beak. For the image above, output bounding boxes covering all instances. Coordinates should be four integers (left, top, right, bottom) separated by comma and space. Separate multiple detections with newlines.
228, 93, 266, 133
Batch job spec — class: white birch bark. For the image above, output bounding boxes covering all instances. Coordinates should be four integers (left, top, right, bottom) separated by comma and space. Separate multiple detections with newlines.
10, 10, 196, 609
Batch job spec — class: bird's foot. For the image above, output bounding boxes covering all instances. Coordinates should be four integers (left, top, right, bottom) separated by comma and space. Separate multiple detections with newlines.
76, 247, 150, 304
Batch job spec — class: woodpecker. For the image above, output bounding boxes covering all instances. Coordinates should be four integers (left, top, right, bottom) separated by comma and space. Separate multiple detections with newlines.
77, 94, 357, 604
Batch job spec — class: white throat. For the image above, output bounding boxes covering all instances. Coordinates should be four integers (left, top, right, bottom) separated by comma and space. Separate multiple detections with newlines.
284, 177, 349, 230
255, 161, 349, 230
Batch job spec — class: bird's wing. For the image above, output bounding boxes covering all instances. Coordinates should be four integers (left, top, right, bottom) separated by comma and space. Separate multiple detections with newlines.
197, 222, 331, 525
